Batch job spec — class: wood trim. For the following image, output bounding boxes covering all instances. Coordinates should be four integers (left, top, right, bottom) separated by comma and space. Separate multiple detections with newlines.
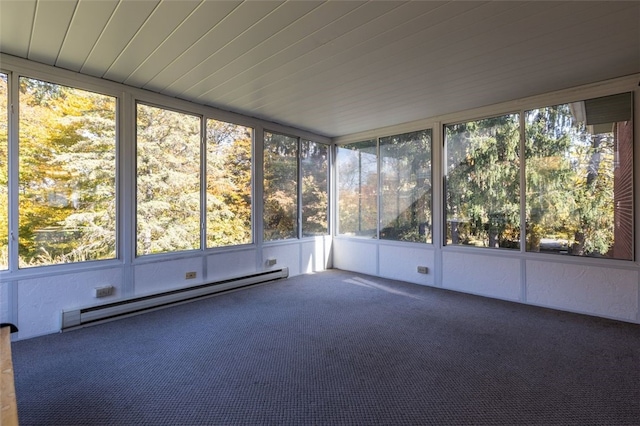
1, 326, 18, 426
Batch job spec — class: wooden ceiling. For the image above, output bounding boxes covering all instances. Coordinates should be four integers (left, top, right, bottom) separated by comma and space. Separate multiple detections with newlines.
1, 1, 638, 137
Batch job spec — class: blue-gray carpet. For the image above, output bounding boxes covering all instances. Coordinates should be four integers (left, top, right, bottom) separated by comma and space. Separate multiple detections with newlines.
12, 270, 640, 425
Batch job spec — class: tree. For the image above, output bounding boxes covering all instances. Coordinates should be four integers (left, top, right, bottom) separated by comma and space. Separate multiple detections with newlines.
263, 132, 298, 240
380, 130, 431, 243
337, 141, 377, 237
0, 73, 8, 268
18, 78, 116, 266
301, 140, 328, 236
445, 115, 520, 248
136, 104, 200, 255
206, 120, 252, 247
525, 104, 616, 256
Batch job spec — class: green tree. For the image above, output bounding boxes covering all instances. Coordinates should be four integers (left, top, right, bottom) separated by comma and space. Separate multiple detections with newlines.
525, 104, 616, 256
206, 120, 252, 247
301, 140, 328, 236
337, 141, 377, 237
136, 104, 200, 255
445, 114, 520, 248
18, 78, 116, 266
380, 130, 431, 243
263, 132, 298, 240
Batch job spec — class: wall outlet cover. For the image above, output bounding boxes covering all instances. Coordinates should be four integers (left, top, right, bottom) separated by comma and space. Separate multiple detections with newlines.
95, 286, 114, 298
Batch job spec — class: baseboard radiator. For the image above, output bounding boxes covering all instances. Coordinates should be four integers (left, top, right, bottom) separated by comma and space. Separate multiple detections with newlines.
61, 267, 288, 331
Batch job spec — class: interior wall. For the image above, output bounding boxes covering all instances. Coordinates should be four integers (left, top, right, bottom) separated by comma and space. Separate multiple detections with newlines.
333, 73, 640, 325
1, 57, 638, 340
0, 55, 332, 340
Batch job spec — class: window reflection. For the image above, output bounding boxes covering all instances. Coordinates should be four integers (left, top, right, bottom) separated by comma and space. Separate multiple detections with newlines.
380, 130, 432, 243
525, 93, 633, 260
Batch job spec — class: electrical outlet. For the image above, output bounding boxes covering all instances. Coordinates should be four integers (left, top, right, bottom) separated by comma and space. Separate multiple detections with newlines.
266, 258, 277, 266
95, 285, 114, 298
417, 266, 429, 274
185, 271, 197, 279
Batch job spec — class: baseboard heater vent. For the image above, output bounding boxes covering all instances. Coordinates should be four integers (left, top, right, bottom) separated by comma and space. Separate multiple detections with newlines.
61, 267, 288, 331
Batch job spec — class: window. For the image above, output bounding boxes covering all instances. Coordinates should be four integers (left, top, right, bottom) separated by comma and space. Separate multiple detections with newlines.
136, 103, 200, 255
380, 130, 432, 243
206, 119, 253, 247
525, 93, 633, 260
0, 73, 7, 269
445, 114, 520, 249
301, 140, 329, 236
263, 132, 298, 241
18, 77, 117, 267
337, 140, 378, 238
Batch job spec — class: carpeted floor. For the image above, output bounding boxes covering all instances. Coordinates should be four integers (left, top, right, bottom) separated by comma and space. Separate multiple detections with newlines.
12, 270, 640, 425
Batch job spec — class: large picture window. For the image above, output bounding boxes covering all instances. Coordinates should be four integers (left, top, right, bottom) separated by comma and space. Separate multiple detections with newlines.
380, 130, 432, 243
301, 140, 329, 237
337, 140, 378, 238
525, 93, 633, 260
445, 114, 520, 249
136, 103, 200, 255
18, 77, 117, 267
0, 73, 7, 270
206, 119, 252, 247
263, 132, 298, 241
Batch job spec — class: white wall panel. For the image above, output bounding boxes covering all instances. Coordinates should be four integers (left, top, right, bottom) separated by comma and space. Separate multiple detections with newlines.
263, 243, 301, 277
0, 281, 11, 324
332, 239, 377, 275
206, 249, 258, 281
526, 261, 639, 322
442, 251, 521, 301
16, 268, 123, 339
134, 257, 203, 296
300, 237, 331, 274
379, 243, 434, 286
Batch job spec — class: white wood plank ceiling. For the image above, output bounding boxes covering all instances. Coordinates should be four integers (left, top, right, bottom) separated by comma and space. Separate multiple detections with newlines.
1, 0, 638, 138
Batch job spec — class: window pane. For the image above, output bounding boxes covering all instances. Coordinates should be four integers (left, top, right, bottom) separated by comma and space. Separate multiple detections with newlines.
206, 119, 252, 247
18, 77, 117, 267
525, 93, 633, 260
337, 140, 378, 238
445, 114, 520, 249
263, 132, 298, 241
136, 104, 200, 255
380, 130, 432, 243
301, 140, 328, 237
0, 74, 7, 269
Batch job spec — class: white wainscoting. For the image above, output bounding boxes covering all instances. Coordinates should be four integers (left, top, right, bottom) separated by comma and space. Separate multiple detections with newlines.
442, 250, 522, 302
16, 267, 123, 338
206, 248, 259, 281
334, 237, 640, 324
526, 260, 639, 322
332, 238, 378, 275
379, 243, 434, 286
134, 257, 205, 296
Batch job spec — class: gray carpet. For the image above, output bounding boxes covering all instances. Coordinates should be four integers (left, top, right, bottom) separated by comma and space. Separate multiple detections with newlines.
12, 269, 640, 425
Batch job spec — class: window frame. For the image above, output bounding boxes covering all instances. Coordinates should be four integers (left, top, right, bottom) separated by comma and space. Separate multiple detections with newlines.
523, 92, 634, 261
16, 75, 119, 268
135, 101, 203, 257
0, 71, 9, 271
379, 129, 433, 244
263, 130, 331, 243
443, 112, 521, 251
336, 139, 379, 239
205, 118, 255, 249
300, 139, 330, 238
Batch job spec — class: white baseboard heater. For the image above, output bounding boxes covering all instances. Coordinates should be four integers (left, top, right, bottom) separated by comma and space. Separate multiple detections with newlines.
61, 267, 288, 331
